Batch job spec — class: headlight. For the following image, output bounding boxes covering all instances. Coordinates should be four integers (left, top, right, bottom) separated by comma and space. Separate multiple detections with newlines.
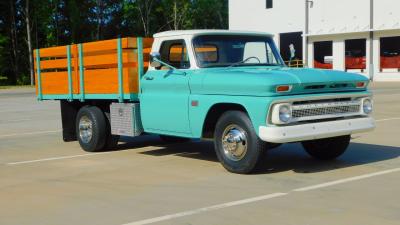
271, 103, 292, 124
363, 98, 373, 114
279, 105, 292, 122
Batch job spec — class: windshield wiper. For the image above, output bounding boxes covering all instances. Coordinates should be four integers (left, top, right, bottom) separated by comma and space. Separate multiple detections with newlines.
227, 56, 261, 68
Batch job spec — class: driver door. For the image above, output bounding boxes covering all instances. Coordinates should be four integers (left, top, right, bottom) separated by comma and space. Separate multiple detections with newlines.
140, 39, 192, 135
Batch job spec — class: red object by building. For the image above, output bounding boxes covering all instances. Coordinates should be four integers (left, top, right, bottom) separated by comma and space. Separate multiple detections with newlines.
314, 60, 333, 69
381, 56, 400, 69
345, 56, 366, 69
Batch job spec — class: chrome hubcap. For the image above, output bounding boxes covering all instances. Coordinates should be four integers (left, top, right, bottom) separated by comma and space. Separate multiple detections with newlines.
221, 124, 247, 161
79, 115, 93, 144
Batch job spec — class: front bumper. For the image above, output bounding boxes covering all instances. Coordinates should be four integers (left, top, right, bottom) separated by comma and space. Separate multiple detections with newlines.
259, 117, 375, 143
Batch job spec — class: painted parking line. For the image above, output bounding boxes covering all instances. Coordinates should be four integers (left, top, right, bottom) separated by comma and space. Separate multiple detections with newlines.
6, 152, 115, 165
372, 88, 400, 93
0, 118, 32, 123
121, 168, 400, 225
293, 168, 400, 192
122, 193, 288, 225
3, 117, 400, 164
375, 117, 400, 122
0, 130, 61, 139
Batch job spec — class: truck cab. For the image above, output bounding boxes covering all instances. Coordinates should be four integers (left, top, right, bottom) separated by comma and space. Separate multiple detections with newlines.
35, 30, 375, 174
136, 30, 374, 173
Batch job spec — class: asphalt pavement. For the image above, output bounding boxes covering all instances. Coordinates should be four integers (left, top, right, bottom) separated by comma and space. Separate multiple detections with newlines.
0, 83, 399, 225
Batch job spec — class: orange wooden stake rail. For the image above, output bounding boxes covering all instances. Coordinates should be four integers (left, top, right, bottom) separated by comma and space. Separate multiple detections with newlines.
34, 37, 153, 102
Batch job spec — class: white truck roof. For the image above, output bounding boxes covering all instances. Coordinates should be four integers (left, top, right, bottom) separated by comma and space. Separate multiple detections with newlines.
153, 29, 273, 38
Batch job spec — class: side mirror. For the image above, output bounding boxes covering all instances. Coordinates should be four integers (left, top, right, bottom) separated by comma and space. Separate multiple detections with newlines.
149, 52, 181, 72
150, 52, 162, 68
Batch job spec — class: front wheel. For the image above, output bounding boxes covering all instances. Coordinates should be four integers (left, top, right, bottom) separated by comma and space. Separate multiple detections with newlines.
214, 111, 266, 174
301, 135, 351, 160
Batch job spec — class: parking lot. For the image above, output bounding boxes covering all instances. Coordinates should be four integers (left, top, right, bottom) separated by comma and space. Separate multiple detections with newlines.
0, 83, 399, 225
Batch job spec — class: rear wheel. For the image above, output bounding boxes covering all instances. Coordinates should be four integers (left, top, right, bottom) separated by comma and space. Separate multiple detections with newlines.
301, 135, 351, 160
76, 106, 107, 152
214, 110, 266, 174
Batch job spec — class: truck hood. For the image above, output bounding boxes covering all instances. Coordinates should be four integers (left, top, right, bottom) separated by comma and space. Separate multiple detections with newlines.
190, 67, 369, 96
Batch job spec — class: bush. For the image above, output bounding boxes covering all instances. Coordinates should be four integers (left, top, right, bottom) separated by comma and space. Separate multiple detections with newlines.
16, 74, 31, 85
0, 75, 8, 86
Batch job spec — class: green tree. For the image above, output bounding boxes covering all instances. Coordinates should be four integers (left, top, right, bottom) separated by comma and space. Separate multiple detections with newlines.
0, 0, 229, 85
159, 0, 192, 30
191, 0, 228, 29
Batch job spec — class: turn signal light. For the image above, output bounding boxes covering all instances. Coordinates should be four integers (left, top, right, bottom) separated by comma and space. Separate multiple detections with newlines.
276, 85, 292, 92
356, 82, 367, 88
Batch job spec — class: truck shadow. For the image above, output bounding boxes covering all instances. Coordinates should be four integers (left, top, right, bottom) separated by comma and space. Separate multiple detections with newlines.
117, 136, 219, 163
253, 142, 400, 174
117, 136, 400, 174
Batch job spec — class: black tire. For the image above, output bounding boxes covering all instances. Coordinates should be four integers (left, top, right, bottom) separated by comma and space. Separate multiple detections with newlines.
301, 135, 351, 160
159, 135, 191, 143
214, 110, 266, 174
76, 106, 107, 152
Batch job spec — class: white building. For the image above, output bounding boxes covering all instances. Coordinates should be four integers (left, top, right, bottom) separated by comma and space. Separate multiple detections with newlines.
229, 0, 400, 81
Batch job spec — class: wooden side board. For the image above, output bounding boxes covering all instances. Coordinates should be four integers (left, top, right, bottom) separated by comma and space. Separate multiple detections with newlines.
40, 71, 70, 95
84, 68, 139, 94
34, 37, 153, 99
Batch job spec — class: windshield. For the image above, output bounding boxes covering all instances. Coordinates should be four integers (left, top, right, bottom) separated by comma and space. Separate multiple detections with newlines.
192, 35, 284, 68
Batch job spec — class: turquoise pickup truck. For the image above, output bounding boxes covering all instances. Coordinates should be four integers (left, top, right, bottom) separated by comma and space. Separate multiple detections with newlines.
36, 30, 375, 174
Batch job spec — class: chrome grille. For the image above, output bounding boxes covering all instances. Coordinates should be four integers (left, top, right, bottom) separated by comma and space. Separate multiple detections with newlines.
291, 100, 361, 121
292, 105, 360, 118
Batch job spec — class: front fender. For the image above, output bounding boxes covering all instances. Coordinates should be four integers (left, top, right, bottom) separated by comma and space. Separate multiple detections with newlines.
189, 94, 272, 138
188, 91, 372, 139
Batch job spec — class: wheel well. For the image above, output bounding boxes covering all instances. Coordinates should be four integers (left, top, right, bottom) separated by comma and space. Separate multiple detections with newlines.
60, 100, 115, 142
202, 103, 248, 139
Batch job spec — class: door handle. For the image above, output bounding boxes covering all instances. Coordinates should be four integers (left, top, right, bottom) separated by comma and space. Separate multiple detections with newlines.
145, 76, 154, 80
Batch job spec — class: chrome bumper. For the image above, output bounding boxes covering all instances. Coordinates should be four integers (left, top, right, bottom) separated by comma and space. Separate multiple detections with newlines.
259, 117, 375, 143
